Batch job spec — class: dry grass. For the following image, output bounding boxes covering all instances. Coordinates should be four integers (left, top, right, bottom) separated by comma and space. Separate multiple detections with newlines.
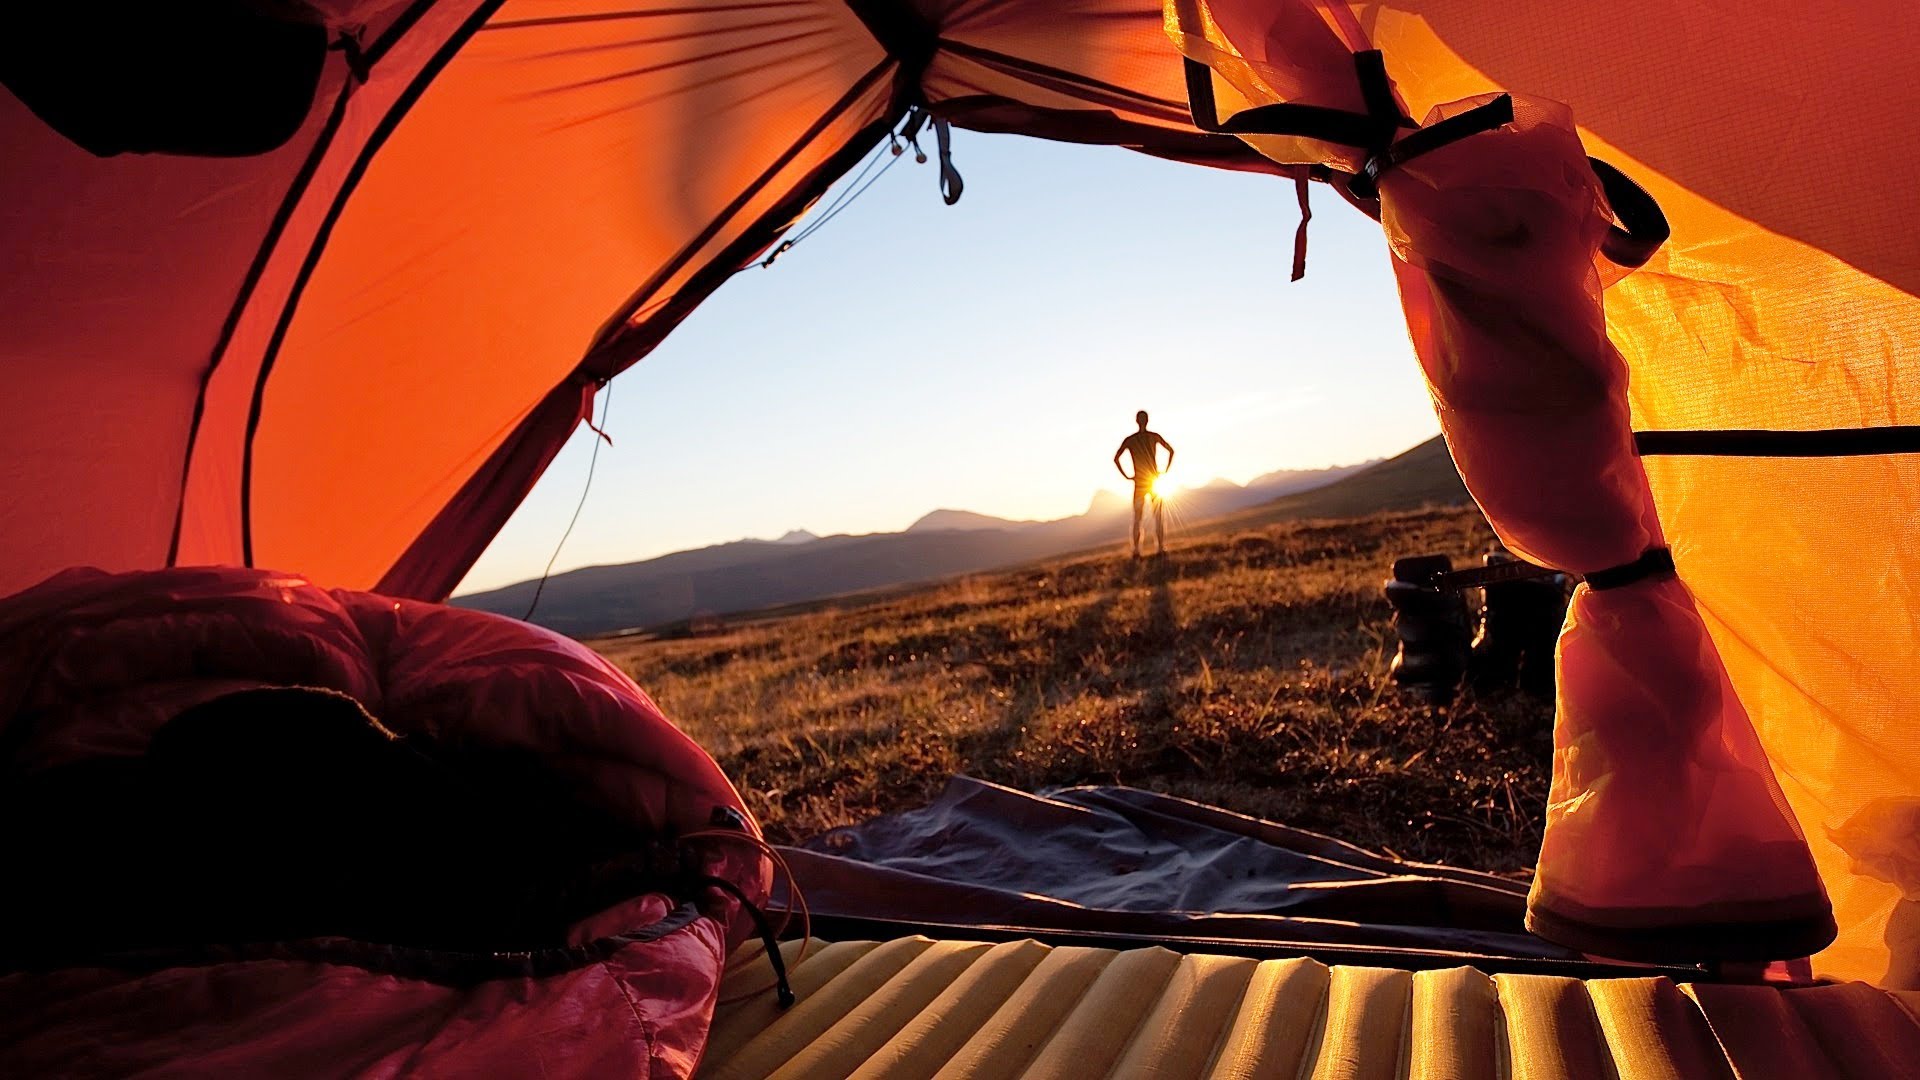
593, 506, 1551, 872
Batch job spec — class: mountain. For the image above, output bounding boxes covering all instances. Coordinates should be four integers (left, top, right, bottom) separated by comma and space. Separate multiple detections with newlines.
1219, 436, 1468, 528
771, 529, 818, 544
907, 509, 1024, 533
454, 437, 1467, 637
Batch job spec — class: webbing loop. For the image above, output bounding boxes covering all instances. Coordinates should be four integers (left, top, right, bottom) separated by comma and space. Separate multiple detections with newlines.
933, 116, 962, 204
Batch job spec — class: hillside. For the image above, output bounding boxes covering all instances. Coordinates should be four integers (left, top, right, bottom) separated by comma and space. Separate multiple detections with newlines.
458, 436, 1466, 637
1224, 435, 1469, 527
592, 503, 1550, 870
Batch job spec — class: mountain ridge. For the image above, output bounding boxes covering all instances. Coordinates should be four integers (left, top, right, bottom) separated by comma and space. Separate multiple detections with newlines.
455, 437, 1465, 637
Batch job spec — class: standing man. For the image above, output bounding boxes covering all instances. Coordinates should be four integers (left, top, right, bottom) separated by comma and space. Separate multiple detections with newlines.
1113, 410, 1175, 558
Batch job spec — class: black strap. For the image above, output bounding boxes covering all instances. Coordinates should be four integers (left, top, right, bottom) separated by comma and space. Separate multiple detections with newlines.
693, 875, 795, 1007
1636, 426, 1920, 457
1182, 55, 1393, 149
1585, 547, 1676, 590
1181, 53, 1670, 271
1348, 94, 1513, 199
1351, 51, 1406, 131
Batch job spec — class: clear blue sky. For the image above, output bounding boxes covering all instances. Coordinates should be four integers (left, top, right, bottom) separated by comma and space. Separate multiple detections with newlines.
455, 130, 1438, 595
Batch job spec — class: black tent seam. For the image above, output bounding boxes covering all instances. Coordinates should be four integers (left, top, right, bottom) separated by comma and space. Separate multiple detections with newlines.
1635, 427, 1920, 457
362, 0, 449, 69
942, 39, 1194, 121
375, 78, 903, 592
168, 0, 445, 565
237, 0, 513, 568
480, 3, 809, 34
165, 74, 356, 568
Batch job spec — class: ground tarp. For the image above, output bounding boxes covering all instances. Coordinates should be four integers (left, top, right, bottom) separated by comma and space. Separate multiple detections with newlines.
781, 776, 1579, 961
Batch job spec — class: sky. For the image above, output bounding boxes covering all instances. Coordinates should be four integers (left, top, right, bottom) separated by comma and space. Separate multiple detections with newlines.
455, 130, 1440, 596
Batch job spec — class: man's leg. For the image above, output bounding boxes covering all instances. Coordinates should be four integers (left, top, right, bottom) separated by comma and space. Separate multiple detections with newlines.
1131, 488, 1144, 557
1153, 494, 1166, 554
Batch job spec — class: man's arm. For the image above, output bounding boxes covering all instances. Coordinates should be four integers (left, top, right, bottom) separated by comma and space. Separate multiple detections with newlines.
1157, 435, 1175, 473
1113, 442, 1132, 479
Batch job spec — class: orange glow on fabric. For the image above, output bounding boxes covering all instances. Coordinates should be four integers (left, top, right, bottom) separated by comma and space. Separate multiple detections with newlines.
1169, 0, 1834, 961
1378, 100, 1830, 961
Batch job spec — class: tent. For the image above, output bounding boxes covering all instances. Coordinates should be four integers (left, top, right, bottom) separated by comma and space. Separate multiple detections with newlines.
2, 0, 1917, 1059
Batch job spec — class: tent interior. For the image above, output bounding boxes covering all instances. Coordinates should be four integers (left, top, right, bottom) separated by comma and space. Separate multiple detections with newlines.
2, 0, 1918, 1074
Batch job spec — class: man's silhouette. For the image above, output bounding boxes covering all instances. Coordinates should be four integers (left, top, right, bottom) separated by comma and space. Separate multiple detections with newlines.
1114, 411, 1175, 558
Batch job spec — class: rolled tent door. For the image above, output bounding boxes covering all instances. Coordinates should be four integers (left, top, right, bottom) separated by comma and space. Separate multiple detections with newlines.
1374, 98, 1831, 960
1168, 0, 1833, 963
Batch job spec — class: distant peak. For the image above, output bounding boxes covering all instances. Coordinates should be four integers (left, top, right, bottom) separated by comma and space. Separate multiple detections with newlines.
908, 509, 1017, 533
771, 529, 817, 544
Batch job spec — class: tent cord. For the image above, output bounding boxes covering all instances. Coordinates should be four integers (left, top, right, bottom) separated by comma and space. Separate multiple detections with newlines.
762, 134, 906, 268
794, 146, 902, 244
793, 138, 893, 241
523, 381, 613, 622
625, 113, 934, 328
519, 114, 933, 622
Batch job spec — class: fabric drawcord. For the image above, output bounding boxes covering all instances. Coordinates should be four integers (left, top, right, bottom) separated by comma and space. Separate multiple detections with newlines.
692, 875, 795, 1008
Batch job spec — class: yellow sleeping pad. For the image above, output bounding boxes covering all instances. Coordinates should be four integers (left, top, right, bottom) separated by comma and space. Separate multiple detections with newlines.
702, 937, 1920, 1079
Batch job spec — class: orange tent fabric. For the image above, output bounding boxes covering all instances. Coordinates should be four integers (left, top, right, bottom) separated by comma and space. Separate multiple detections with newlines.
0, 0, 1271, 604
1354, 0, 1920, 993
1170, 0, 1839, 964
1168, 1, 1920, 984
3, 0, 1917, 986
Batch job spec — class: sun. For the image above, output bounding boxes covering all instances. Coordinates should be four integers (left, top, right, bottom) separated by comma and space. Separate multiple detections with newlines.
1149, 473, 1175, 499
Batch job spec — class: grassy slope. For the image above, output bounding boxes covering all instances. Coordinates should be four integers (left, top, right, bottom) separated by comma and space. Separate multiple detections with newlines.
593, 502, 1552, 872
464, 438, 1464, 638
1220, 435, 1469, 528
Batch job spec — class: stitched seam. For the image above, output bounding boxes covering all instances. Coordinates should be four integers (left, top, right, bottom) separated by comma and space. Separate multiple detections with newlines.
603, 958, 659, 1077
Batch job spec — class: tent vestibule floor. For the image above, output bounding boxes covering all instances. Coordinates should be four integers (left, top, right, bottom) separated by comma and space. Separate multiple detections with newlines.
702, 936, 1920, 1079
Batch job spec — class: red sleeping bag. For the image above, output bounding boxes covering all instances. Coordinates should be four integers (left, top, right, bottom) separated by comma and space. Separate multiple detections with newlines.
0, 566, 771, 1077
